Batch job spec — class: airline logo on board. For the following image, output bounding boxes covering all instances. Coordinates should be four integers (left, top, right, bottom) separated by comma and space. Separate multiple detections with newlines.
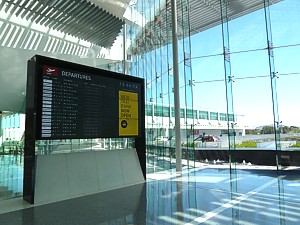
43, 66, 58, 76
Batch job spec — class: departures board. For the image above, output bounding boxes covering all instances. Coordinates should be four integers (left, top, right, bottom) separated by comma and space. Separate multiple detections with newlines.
26, 55, 144, 140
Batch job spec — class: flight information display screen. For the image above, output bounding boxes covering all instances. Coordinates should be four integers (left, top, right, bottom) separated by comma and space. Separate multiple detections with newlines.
34, 64, 142, 140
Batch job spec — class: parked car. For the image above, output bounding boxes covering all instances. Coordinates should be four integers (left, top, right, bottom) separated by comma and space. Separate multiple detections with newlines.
154, 136, 169, 142
153, 136, 174, 146
194, 135, 221, 148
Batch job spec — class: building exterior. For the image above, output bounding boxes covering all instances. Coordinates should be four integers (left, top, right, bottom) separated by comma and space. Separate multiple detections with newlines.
145, 102, 245, 144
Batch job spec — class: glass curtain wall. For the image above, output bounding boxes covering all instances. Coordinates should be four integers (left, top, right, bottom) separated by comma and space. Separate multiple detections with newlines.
126, 0, 195, 172
269, 0, 300, 168
189, 0, 300, 170
223, 0, 300, 169
179, 0, 195, 168
128, 0, 300, 171
220, 0, 235, 168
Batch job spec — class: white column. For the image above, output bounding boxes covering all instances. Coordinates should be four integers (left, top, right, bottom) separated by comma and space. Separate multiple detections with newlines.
171, 0, 182, 171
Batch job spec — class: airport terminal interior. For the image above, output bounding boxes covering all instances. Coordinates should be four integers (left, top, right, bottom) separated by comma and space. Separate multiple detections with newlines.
0, 0, 300, 224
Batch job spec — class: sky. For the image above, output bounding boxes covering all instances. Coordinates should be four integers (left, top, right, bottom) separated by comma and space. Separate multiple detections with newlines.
188, 0, 300, 127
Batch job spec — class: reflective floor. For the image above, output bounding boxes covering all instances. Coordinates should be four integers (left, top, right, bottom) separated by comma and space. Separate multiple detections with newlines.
0, 168, 300, 225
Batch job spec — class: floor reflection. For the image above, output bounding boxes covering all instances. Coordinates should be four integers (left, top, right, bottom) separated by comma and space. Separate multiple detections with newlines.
0, 168, 300, 225
146, 168, 300, 225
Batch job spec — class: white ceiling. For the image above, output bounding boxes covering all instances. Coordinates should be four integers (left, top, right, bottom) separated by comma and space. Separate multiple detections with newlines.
0, 0, 125, 47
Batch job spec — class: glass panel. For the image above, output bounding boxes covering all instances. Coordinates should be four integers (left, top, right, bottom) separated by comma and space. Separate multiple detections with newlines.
227, 1, 267, 53
180, 108, 185, 118
270, 0, 300, 47
162, 106, 170, 117
269, 0, 300, 169
171, 107, 185, 118
209, 112, 218, 120
273, 46, 300, 167
185, 109, 197, 119
193, 110, 197, 119
220, 113, 227, 121
0, 112, 24, 200
189, 25, 223, 57
146, 103, 153, 116
228, 114, 235, 122
191, 54, 227, 165
220, 0, 236, 166
154, 105, 163, 117
263, 0, 281, 168
199, 111, 208, 120
230, 50, 275, 161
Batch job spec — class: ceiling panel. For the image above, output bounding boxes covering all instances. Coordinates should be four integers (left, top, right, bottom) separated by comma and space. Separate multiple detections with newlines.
129, 0, 281, 55
2, 0, 125, 48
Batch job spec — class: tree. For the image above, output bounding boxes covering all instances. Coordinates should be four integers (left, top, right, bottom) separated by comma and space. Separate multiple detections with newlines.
281, 126, 290, 134
245, 129, 260, 135
290, 126, 300, 133
261, 126, 275, 134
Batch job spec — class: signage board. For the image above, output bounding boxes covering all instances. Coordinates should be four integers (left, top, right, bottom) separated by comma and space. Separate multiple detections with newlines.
119, 90, 139, 136
28, 56, 144, 140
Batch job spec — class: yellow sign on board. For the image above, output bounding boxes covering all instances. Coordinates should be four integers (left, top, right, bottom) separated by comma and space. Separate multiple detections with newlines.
119, 91, 139, 136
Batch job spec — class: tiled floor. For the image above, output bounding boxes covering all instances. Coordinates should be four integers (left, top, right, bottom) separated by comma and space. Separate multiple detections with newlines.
0, 168, 299, 225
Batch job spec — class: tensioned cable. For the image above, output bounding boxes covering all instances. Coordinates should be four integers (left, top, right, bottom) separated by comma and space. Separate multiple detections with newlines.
193, 72, 300, 84
273, 43, 300, 49
160, 72, 300, 97
146, 42, 300, 87
191, 43, 300, 60
146, 59, 185, 86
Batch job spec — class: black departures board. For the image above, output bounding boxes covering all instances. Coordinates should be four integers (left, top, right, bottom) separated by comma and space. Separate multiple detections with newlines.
27, 55, 144, 140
